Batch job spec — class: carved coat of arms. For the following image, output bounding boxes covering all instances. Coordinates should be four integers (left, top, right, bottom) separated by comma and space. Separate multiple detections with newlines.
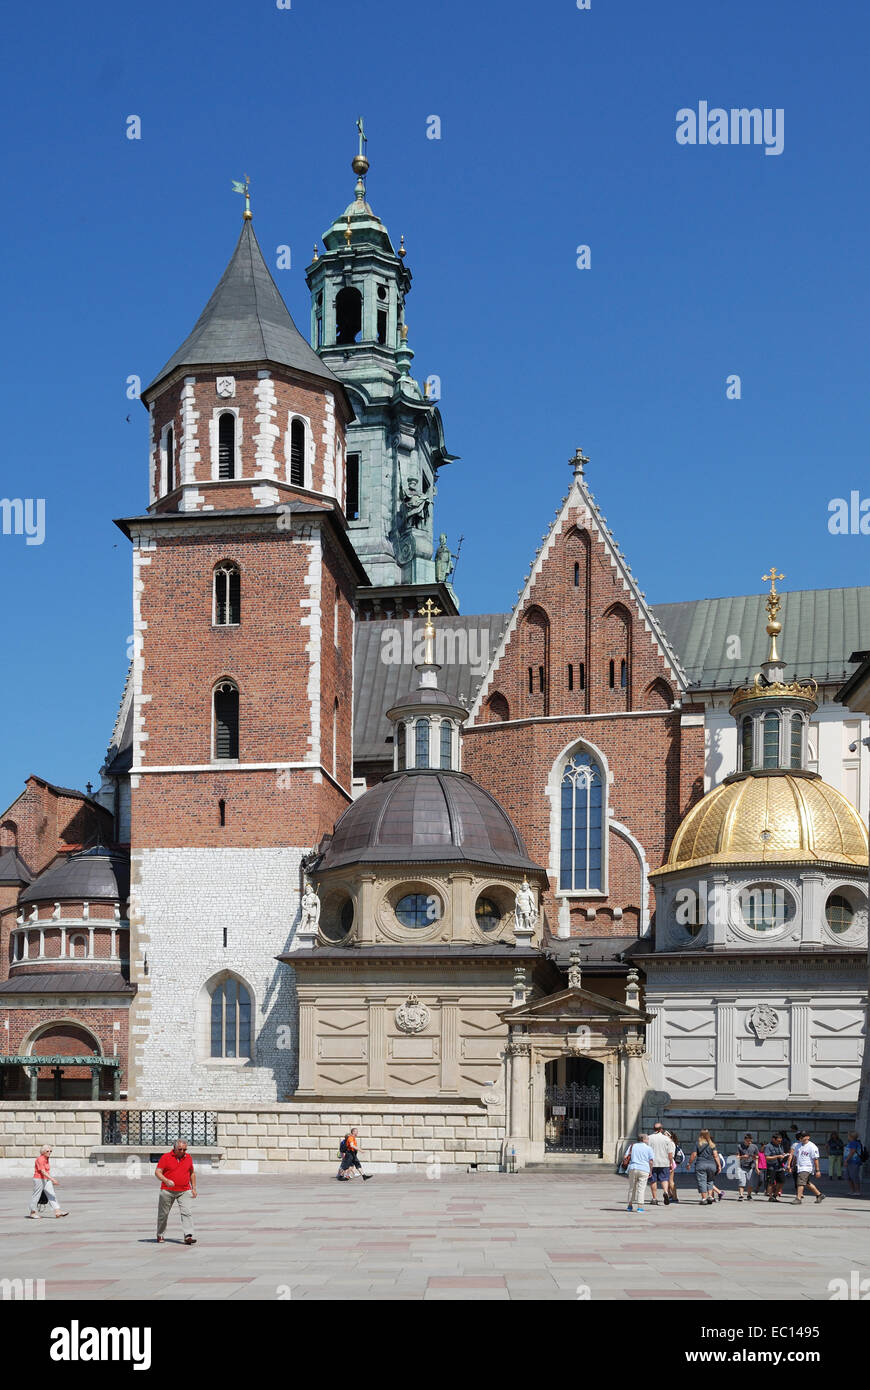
395, 994, 430, 1034
748, 1004, 779, 1039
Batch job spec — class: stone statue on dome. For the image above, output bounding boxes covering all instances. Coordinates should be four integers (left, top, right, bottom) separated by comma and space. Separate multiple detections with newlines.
514, 877, 538, 936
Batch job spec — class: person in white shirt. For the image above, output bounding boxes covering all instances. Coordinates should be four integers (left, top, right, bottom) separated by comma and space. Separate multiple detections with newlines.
786, 1131, 824, 1203
647, 1121, 676, 1206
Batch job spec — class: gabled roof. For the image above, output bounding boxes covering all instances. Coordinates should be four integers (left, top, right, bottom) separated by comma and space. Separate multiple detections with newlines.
144, 220, 343, 397
0, 848, 32, 885
652, 587, 870, 691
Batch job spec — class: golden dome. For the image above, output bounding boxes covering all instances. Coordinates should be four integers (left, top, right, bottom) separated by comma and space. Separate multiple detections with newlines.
659, 774, 868, 872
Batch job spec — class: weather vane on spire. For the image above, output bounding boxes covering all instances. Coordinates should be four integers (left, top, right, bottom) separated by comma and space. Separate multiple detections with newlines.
232, 175, 252, 221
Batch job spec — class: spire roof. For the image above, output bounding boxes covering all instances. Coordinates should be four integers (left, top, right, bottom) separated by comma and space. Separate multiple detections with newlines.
145, 220, 341, 397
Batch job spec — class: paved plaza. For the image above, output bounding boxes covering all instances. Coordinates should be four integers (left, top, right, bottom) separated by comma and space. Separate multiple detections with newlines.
1, 1170, 867, 1301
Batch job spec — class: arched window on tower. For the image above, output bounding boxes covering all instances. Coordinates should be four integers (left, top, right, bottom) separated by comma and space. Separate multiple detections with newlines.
762, 711, 780, 768
559, 749, 604, 892
336, 287, 363, 345
790, 713, 804, 768
213, 563, 240, 626
440, 720, 453, 769
218, 412, 236, 480
521, 606, 550, 715
164, 424, 175, 493
396, 721, 406, 770
290, 418, 306, 487
484, 693, 510, 723
741, 717, 753, 770
213, 681, 239, 760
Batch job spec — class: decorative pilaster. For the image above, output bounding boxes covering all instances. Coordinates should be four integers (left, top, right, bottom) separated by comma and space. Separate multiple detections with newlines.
298, 1005, 316, 1091
505, 1037, 532, 1167
368, 1000, 387, 1092
440, 999, 460, 1092
715, 1000, 737, 1095
789, 998, 812, 1097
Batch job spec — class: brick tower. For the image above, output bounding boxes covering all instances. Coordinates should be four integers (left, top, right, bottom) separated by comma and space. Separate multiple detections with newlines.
119, 200, 367, 1104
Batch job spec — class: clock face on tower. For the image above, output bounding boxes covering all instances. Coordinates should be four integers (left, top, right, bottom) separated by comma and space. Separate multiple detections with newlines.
216, 376, 236, 398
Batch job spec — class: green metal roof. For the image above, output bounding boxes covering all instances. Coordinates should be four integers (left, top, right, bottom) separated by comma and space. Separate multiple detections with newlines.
652, 587, 870, 691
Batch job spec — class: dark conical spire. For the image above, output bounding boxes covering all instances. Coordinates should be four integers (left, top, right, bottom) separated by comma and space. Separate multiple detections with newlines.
144, 220, 341, 397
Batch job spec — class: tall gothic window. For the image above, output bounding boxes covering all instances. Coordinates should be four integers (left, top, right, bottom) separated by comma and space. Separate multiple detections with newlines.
218, 412, 236, 479
165, 425, 175, 493
790, 713, 803, 768
440, 720, 453, 769
741, 716, 753, 770
213, 563, 240, 626
289, 418, 306, 487
214, 681, 239, 760
346, 453, 360, 520
763, 711, 780, 768
336, 287, 362, 344
415, 719, 430, 767
396, 721, 406, 770
210, 976, 252, 1059
559, 751, 603, 892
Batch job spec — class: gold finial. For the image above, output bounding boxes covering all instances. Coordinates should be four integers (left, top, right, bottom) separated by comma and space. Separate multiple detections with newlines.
398, 234, 407, 259
344, 216, 352, 247
352, 116, 369, 178
232, 175, 252, 221
400, 323, 408, 342
761, 566, 785, 665
423, 379, 430, 399
312, 243, 319, 262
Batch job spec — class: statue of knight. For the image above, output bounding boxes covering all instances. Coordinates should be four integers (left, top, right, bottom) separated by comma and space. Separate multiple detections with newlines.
514, 877, 538, 938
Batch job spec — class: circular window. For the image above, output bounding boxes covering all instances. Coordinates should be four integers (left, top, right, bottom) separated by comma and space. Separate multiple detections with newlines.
475, 897, 501, 932
377, 284, 388, 301
826, 893, 855, 934
396, 893, 440, 928
739, 884, 794, 933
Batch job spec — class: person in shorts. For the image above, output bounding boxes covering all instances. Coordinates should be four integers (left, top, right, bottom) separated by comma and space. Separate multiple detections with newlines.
788, 1132, 824, 1204
763, 1133, 787, 1201
734, 1133, 760, 1201
647, 1121, 676, 1206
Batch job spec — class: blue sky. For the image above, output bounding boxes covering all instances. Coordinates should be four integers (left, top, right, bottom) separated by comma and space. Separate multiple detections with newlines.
1, 0, 868, 812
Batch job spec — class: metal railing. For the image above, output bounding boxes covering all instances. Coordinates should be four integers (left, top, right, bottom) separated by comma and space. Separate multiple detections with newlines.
101, 1110, 217, 1146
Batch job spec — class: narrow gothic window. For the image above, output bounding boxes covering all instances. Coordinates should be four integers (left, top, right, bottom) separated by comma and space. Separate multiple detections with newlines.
559, 751, 603, 892
741, 716, 753, 770
214, 681, 239, 760
218, 413, 236, 479
440, 720, 452, 769
609, 660, 615, 689
568, 663, 574, 691
579, 662, 585, 690
214, 564, 240, 626
377, 309, 387, 345
528, 667, 534, 694
574, 561, 580, 586
790, 714, 803, 768
290, 418, 306, 487
218, 799, 226, 827
210, 976, 252, 1059
763, 711, 780, 768
165, 425, 175, 493
415, 719, 430, 767
620, 659, 627, 689
538, 666, 545, 693
346, 453, 360, 520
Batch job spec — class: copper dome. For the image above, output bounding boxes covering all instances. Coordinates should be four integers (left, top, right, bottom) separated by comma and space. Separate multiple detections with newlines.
319, 769, 543, 873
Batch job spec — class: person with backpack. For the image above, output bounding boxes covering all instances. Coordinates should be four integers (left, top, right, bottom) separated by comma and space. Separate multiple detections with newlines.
763, 1134, 787, 1201
844, 1132, 865, 1195
666, 1131, 684, 1203
620, 1132, 655, 1213
688, 1130, 722, 1205
337, 1127, 373, 1182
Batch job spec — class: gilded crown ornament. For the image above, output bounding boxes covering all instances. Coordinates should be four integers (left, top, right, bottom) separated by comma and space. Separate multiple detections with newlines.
730, 567, 817, 711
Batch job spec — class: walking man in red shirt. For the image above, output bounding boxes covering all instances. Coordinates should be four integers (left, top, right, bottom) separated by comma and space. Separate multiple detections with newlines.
155, 1139, 197, 1244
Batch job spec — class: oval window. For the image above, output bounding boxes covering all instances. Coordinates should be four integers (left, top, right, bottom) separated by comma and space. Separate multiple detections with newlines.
825, 893, 854, 934
475, 897, 501, 932
739, 884, 793, 932
396, 893, 440, 928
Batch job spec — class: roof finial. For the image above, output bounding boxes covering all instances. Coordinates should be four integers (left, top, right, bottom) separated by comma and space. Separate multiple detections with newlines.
232, 174, 252, 221
418, 598, 442, 666
761, 565, 785, 665
571, 446, 589, 479
352, 115, 369, 200
398, 234, 407, 259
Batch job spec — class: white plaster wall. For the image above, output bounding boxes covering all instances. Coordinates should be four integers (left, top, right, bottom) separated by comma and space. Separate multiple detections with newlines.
135, 847, 307, 1103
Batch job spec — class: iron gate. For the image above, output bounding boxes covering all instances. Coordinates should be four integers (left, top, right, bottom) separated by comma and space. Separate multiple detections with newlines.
545, 1082, 602, 1155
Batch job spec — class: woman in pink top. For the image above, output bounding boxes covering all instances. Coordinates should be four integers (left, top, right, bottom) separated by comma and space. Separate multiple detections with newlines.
27, 1145, 69, 1219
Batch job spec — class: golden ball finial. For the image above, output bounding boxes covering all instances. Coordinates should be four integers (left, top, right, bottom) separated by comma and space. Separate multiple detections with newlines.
312, 243, 319, 262
352, 153, 369, 177
398, 234, 407, 259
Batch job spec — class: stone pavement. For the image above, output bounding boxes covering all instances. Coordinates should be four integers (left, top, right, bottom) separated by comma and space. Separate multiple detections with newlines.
1, 1170, 867, 1301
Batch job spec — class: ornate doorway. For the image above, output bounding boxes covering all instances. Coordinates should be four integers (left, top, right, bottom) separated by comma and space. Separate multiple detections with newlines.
544, 1057, 603, 1155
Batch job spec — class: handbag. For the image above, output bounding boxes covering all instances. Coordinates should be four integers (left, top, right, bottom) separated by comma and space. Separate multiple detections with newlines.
618, 1143, 633, 1176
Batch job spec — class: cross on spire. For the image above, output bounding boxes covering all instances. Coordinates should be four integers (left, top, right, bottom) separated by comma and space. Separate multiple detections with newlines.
761, 566, 784, 596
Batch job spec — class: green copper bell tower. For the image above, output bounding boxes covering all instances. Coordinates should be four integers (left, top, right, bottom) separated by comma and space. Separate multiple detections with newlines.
306, 123, 458, 605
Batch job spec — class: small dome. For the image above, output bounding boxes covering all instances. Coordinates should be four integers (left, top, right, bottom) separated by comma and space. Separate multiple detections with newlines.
19, 846, 130, 904
319, 769, 542, 873
662, 773, 868, 871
